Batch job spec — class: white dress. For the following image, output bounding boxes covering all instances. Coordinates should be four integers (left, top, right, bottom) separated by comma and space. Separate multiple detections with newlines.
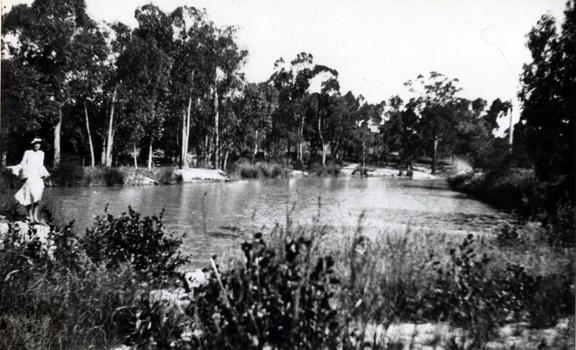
8, 150, 49, 206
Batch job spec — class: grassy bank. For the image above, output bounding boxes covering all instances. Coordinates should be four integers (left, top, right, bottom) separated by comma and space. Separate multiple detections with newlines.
49, 165, 182, 187
233, 161, 341, 179
448, 170, 575, 247
0, 205, 573, 349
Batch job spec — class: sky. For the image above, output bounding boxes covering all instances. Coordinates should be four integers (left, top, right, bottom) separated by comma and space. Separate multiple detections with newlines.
2, 0, 569, 130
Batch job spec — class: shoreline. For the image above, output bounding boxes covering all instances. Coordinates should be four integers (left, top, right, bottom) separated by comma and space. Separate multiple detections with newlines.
42, 163, 447, 188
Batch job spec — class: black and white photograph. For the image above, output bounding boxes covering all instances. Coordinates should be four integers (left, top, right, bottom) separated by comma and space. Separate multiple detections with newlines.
1, 0, 574, 348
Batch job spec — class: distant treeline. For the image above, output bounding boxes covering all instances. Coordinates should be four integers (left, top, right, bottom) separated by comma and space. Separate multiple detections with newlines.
1, 0, 573, 185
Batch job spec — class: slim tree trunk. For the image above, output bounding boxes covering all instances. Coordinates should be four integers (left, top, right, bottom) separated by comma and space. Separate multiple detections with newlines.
186, 96, 192, 164
106, 87, 117, 167
214, 84, 219, 170
223, 149, 229, 171
181, 109, 187, 169
101, 136, 106, 166
432, 132, 438, 175
148, 139, 153, 170
298, 115, 304, 161
54, 108, 62, 166
318, 115, 326, 166
84, 102, 95, 168
133, 143, 138, 169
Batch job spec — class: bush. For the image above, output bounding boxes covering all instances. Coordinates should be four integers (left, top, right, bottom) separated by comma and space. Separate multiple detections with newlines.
448, 170, 575, 247
187, 230, 341, 349
50, 159, 86, 187
236, 162, 290, 179
0, 222, 141, 350
0, 207, 191, 350
310, 163, 341, 177
155, 167, 175, 185
104, 167, 125, 186
83, 206, 188, 279
0, 208, 572, 349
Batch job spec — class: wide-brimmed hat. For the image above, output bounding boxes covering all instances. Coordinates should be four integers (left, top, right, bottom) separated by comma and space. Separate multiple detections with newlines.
31, 138, 42, 145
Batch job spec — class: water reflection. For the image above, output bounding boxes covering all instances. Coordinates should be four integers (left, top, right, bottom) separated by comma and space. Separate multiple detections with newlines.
45, 177, 512, 267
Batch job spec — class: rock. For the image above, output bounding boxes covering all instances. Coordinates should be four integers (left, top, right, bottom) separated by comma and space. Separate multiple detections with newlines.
184, 269, 208, 289
291, 170, 308, 178
174, 168, 228, 182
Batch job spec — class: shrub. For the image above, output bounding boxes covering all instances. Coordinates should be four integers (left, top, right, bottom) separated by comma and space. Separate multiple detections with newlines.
237, 162, 260, 178
104, 167, 125, 186
292, 158, 305, 171
51, 159, 86, 187
236, 162, 290, 179
187, 230, 341, 349
82, 206, 188, 280
154, 167, 175, 185
0, 222, 142, 350
310, 163, 341, 177
448, 170, 575, 247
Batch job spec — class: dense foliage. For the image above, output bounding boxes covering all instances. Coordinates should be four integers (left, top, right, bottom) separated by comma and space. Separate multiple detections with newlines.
448, 1, 575, 246
0, 208, 572, 349
2, 0, 517, 174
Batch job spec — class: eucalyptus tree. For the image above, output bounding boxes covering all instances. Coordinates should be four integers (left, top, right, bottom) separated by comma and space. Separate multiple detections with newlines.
0, 58, 46, 166
307, 72, 340, 165
170, 6, 215, 168
270, 53, 345, 162
116, 5, 173, 169
519, 0, 575, 184
380, 96, 422, 169
235, 82, 278, 161
269, 53, 315, 161
2, 0, 107, 166
350, 100, 385, 167
405, 72, 462, 174
329, 91, 361, 163
101, 21, 131, 167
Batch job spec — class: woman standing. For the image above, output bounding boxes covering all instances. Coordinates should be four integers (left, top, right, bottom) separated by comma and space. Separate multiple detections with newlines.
8, 138, 50, 223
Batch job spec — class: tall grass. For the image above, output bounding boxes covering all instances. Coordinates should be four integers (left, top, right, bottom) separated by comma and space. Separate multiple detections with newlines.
310, 162, 341, 176
0, 206, 573, 349
235, 162, 290, 179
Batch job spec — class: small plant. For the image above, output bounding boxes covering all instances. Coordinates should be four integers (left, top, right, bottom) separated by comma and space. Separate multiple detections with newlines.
496, 224, 522, 247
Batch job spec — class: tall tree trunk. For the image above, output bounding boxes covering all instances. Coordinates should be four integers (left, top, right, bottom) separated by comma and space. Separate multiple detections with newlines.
432, 132, 438, 175
205, 134, 212, 168
181, 95, 193, 169
186, 96, 192, 164
223, 149, 229, 171
84, 102, 95, 168
148, 139, 153, 170
181, 109, 187, 169
298, 115, 304, 161
54, 108, 62, 166
253, 129, 259, 162
101, 136, 106, 166
133, 143, 138, 169
214, 84, 219, 170
286, 141, 291, 166
318, 115, 326, 166
106, 87, 117, 167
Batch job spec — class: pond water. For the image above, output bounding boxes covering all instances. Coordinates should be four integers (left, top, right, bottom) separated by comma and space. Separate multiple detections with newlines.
45, 177, 512, 267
